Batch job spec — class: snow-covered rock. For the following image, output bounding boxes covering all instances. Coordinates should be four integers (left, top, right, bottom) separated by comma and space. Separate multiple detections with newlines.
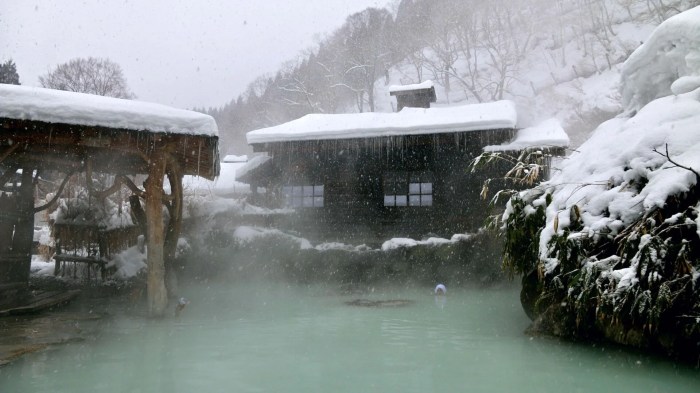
620, 6, 700, 113
535, 8, 700, 266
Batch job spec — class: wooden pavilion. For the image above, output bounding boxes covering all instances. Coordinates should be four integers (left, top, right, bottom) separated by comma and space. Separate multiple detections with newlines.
0, 84, 219, 316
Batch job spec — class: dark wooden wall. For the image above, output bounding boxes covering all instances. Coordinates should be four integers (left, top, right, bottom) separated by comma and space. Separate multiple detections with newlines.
256, 129, 516, 244
394, 91, 435, 110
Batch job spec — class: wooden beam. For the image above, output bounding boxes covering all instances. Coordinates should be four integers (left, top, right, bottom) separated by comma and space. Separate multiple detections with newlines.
2, 118, 219, 179
120, 175, 146, 198
145, 151, 167, 317
33, 171, 76, 213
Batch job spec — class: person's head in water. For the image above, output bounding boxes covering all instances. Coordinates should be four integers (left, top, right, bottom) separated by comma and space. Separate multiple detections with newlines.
434, 283, 446, 295
175, 297, 190, 317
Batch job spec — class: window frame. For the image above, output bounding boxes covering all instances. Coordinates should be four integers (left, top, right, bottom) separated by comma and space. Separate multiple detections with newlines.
282, 183, 324, 208
383, 171, 433, 207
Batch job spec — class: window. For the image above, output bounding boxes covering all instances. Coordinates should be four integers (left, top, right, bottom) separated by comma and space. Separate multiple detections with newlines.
384, 172, 433, 207
282, 184, 324, 208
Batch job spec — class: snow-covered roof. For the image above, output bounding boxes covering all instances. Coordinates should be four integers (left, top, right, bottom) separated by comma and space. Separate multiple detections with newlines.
223, 154, 248, 163
180, 161, 250, 195
235, 154, 272, 181
247, 100, 517, 145
484, 118, 569, 152
388, 80, 435, 94
0, 84, 218, 136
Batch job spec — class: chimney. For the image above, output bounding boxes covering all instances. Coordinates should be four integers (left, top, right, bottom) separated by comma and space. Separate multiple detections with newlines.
389, 80, 437, 111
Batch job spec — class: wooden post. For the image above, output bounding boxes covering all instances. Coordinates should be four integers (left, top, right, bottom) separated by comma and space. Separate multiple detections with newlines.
164, 159, 183, 298
145, 152, 167, 317
9, 168, 35, 284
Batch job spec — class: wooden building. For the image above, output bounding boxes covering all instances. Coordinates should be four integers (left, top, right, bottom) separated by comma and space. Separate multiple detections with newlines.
240, 88, 568, 244
389, 80, 436, 110
0, 84, 219, 316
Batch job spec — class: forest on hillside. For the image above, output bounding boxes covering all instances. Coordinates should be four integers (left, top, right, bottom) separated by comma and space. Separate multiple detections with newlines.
208, 0, 697, 154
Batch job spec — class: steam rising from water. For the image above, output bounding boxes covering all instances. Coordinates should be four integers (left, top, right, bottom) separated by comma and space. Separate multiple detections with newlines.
1, 279, 698, 392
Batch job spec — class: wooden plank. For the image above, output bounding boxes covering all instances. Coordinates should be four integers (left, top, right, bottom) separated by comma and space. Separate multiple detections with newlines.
0, 290, 81, 317
53, 254, 105, 265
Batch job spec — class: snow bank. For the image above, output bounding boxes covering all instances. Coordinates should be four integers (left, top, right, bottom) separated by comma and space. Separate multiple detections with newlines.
620, 6, 700, 113
314, 242, 372, 252
30, 255, 54, 276
186, 196, 292, 219
33, 226, 53, 247
0, 84, 218, 136
107, 245, 147, 278
484, 118, 569, 152
246, 101, 517, 144
381, 234, 472, 251
537, 85, 700, 272
232, 226, 472, 253
233, 226, 312, 249
530, 8, 700, 272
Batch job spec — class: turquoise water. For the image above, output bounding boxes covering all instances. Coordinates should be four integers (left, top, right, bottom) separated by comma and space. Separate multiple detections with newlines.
1, 281, 698, 392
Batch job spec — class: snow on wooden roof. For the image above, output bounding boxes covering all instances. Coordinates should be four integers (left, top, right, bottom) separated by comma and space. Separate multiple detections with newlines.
484, 118, 569, 152
388, 80, 435, 94
235, 154, 271, 182
247, 100, 517, 145
223, 154, 248, 163
0, 84, 218, 136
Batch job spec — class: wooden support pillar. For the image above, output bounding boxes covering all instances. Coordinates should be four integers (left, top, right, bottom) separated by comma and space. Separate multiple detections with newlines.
164, 160, 183, 299
8, 168, 35, 285
145, 152, 167, 317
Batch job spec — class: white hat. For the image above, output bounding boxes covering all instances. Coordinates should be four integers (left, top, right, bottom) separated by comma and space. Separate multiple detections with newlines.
434, 284, 446, 294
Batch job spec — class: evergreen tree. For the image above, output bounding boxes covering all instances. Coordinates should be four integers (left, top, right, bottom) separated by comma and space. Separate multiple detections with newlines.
0, 59, 20, 85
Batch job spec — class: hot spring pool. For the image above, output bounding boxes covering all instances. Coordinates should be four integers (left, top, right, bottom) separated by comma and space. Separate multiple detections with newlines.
1, 281, 698, 392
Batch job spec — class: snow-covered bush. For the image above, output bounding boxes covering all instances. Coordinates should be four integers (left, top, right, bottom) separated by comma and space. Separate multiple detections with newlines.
498, 7, 700, 360
51, 187, 134, 230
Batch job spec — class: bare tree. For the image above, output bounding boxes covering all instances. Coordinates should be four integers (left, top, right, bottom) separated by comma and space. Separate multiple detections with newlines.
335, 8, 394, 112
424, 0, 533, 103
39, 57, 134, 98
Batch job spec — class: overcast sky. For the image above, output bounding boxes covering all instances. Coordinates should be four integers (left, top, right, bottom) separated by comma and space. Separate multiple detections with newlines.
1, 0, 389, 110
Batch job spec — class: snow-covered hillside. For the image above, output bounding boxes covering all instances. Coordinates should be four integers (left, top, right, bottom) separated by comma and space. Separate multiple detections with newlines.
372, 1, 694, 148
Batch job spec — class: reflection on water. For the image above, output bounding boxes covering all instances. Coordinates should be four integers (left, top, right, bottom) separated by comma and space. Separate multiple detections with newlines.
1, 281, 698, 392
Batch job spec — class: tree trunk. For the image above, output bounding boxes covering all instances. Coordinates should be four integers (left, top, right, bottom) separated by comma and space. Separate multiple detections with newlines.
145, 152, 167, 317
